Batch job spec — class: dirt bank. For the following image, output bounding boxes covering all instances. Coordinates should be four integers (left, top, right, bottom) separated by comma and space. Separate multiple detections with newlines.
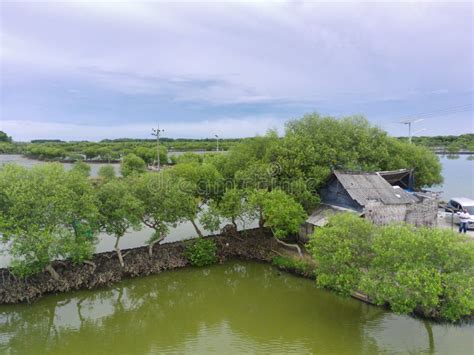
0, 229, 278, 304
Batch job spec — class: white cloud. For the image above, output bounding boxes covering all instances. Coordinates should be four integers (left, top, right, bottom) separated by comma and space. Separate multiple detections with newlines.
0, 1, 472, 136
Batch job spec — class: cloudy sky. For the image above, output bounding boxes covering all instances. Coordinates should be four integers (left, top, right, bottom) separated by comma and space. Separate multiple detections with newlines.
0, 1, 472, 141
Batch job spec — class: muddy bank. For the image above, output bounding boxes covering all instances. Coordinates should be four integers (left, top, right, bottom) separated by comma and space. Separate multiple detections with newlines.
0, 229, 277, 304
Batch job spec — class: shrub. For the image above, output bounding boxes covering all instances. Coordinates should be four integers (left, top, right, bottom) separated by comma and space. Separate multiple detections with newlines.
98, 165, 116, 180
175, 152, 203, 164
360, 226, 474, 321
308, 213, 375, 296
71, 160, 91, 177
309, 215, 474, 321
185, 238, 218, 267
272, 256, 313, 276
120, 153, 146, 177
0, 164, 99, 277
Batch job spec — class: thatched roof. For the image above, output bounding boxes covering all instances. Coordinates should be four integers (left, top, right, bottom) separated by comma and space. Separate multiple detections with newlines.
333, 171, 418, 206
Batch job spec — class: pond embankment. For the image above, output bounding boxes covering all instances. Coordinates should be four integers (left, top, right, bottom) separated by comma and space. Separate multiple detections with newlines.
1, 228, 472, 323
0, 229, 279, 304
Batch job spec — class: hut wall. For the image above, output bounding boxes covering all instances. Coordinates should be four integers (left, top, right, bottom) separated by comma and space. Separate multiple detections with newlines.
405, 197, 438, 227
364, 201, 407, 225
298, 224, 313, 242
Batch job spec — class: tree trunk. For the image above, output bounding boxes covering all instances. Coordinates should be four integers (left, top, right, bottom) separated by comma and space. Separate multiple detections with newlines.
190, 219, 203, 237
148, 234, 165, 257
258, 210, 265, 230
274, 237, 303, 257
232, 217, 237, 229
114, 237, 124, 268
45, 264, 61, 281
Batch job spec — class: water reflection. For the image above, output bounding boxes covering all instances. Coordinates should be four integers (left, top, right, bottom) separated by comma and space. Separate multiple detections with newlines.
446, 154, 460, 160
0, 261, 471, 354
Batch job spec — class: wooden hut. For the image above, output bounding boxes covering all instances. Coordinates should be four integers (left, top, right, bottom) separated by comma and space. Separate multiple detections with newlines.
301, 170, 438, 238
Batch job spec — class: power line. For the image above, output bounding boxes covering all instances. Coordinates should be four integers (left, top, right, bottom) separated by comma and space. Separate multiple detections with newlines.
396, 103, 473, 122
400, 118, 424, 143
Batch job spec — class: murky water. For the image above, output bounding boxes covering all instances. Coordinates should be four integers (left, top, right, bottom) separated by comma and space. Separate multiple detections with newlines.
0, 261, 472, 355
433, 155, 474, 200
0, 154, 122, 177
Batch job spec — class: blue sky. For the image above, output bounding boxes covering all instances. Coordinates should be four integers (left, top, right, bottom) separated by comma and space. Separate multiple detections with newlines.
0, 1, 472, 141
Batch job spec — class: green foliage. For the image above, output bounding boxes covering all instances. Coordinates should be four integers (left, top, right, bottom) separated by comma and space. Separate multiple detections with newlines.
204, 133, 279, 183
26, 145, 66, 160
447, 142, 461, 154
309, 214, 375, 296
174, 152, 203, 164
170, 162, 224, 202
185, 238, 218, 267
0, 163, 99, 276
277, 113, 443, 189
120, 153, 146, 177
168, 162, 224, 236
67, 153, 86, 161
215, 188, 249, 228
71, 160, 91, 177
0, 131, 12, 142
84, 147, 100, 160
9, 228, 64, 277
272, 256, 313, 275
409, 133, 474, 151
204, 114, 442, 207
247, 189, 270, 229
360, 226, 474, 320
234, 162, 275, 190
385, 139, 443, 187
96, 179, 143, 240
278, 115, 390, 187
309, 215, 474, 321
0, 142, 19, 154
17, 138, 236, 163
250, 189, 307, 239
131, 172, 195, 245
198, 207, 222, 234
133, 146, 167, 165
98, 165, 116, 181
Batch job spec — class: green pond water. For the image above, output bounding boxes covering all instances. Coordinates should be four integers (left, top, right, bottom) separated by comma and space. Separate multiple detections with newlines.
0, 261, 472, 354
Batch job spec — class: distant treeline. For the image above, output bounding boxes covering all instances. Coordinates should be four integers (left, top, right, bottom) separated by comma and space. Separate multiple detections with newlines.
0, 136, 247, 161
398, 134, 474, 153
1, 130, 473, 158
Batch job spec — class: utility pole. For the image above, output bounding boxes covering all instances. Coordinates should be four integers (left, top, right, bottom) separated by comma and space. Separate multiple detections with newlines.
400, 118, 424, 143
215, 134, 219, 152
151, 125, 164, 170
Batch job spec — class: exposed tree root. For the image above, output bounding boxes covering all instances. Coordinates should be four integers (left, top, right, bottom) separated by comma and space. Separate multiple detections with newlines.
45, 265, 60, 281
274, 238, 302, 257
